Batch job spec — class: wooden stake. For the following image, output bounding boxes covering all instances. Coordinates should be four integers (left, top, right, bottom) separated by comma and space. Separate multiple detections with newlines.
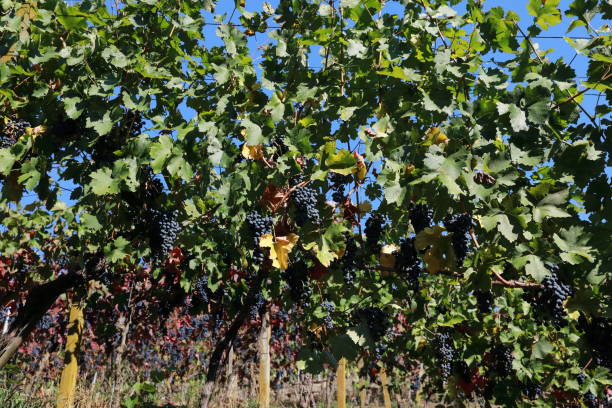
258, 311, 271, 408
380, 367, 392, 408
359, 388, 367, 408
56, 304, 84, 408
337, 358, 346, 408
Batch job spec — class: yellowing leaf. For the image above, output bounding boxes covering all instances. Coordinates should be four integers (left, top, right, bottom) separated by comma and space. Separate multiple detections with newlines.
336, 247, 346, 259
259, 233, 299, 270
567, 309, 580, 321
26, 125, 47, 139
380, 244, 399, 269
241, 144, 264, 160
354, 152, 366, 180
321, 142, 357, 175
424, 127, 449, 146
357, 201, 372, 215
404, 164, 415, 176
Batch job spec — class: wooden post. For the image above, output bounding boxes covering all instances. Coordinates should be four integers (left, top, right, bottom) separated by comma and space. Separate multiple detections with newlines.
380, 367, 392, 408
337, 358, 346, 408
226, 345, 237, 402
56, 304, 84, 408
359, 388, 367, 408
415, 363, 424, 404
258, 311, 271, 408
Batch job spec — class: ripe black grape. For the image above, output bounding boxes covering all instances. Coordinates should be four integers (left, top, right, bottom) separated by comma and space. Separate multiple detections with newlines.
37, 315, 54, 330
433, 328, 455, 380
396, 237, 421, 290
341, 235, 359, 285
474, 290, 493, 314
246, 211, 273, 264
577, 372, 586, 385
374, 343, 388, 360
443, 213, 476, 266
522, 381, 543, 400
329, 172, 352, 204
321, 301, 335, 329
149, 209, 181, 257
194, 275, 211, 304
249, 293, 266, 320
530, 265, 573, 328
583, 392, 598, 408
1, 119, 30, 149
365, 213, 385, 250
409, 203, 433, 234
292, 186, 321, 226
491, 344, 513, 376
410, 375, 421, 391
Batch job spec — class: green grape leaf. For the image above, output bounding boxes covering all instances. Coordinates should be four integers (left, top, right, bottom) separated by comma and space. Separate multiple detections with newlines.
552, 226, 594, 264
89, 168, 119, 195
527, 0, 562, 30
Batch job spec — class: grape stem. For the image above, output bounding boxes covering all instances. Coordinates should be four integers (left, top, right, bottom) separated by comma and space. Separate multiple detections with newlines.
491, 272, 543, 289
276, 179, 311, 209
469, 231, 480, 249
471, 230, 541, 288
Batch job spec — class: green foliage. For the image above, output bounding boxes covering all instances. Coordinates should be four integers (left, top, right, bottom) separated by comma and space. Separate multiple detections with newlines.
0, 0, 610, 406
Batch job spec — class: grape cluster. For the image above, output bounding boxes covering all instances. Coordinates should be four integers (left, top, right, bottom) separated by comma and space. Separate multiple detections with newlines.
246, 211, 273, 264
409, 203, 433, 234
1, 119, 30, 149
283, 260, 311, 305
329, 172, 352, 204
365, 213, 385, 250
491, 344, 514, 376
37, 315, 54, 331
149, 210, 181, 257
577, 372, 586, 385
578, 315, 611, 369
443, 213, 476, 266
474, 290, 493, 314
249, 293, 266, 320
433, 328, 455, 380
321, 301, 335, 329
583, 392, 598, 408
352, 307, 389, 343
530, 265, 573, 328
522, 381, 543, 400
194, 275, 211, 304
410, 375, 421, 391
374, 344, 388, 360
292, 186, 321, 226
396, 237, 421, 290
341, 235, 359, 285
